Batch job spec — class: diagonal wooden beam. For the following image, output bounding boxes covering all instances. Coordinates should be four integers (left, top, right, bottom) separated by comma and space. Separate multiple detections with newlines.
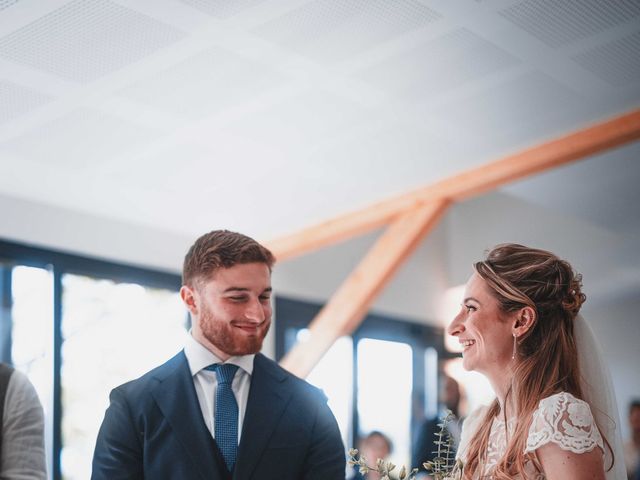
267, 108, 640, 261
279, 199, 450, 378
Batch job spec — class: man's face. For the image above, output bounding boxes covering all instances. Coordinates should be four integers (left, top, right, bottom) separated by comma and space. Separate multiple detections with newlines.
182, 262, 272, 360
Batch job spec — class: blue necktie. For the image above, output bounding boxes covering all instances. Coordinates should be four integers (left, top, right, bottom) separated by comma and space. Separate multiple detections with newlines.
205, 363, 239, 472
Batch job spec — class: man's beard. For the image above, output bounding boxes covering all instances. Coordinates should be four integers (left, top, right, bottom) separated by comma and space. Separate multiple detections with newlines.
199, 306, 270, 357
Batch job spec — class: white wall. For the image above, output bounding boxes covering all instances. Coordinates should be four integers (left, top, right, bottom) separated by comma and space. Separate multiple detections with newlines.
446, 191, 624, 302
273, 218, 450, 326
0, 193, 191, 273
584, 294, 640, 442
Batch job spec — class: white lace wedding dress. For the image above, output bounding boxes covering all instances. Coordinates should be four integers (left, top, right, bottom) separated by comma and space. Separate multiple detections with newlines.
456, 392, 604, 479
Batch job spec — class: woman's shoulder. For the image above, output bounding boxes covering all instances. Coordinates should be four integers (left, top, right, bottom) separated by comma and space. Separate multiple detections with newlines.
462, 404, 490, 432
536, 391, 587, 410
526, 391, 604, 455
457, 404, 491, 460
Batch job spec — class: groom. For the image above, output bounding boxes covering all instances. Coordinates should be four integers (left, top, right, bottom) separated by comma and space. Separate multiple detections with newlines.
92, 230, 346, 480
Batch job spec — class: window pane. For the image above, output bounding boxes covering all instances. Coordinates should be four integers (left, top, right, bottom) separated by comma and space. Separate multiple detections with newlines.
296, 329, 353, 449
357, 338, 413, 468
11, 265, 54, 478
60, 274, 187, 480
424, 347, 438, 419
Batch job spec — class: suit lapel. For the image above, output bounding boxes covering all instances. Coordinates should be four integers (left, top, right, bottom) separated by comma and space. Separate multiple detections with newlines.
151, 351, 227, 480
233, 354, 292, 480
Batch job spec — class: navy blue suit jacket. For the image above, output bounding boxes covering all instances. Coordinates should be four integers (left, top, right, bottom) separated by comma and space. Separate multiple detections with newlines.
92, 351, 346, 480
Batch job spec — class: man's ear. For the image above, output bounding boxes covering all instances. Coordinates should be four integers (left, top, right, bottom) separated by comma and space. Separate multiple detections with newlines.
513, 306, 536, 337
180, 285, 198, 316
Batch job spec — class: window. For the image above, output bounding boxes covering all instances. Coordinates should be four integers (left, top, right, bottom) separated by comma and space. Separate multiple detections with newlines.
296, 329, 353, 449
0, 240, 182, 480
11, 266, 54, 475
357, 338, 413, 467
60, 273, 186, 480
275, 296, 445, 471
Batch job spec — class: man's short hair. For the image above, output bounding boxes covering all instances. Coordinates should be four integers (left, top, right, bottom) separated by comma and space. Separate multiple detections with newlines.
182, 230, 275, 286
630, 399, 640, 415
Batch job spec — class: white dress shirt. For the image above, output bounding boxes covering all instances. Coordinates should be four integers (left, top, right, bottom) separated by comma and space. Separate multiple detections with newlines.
183, 333, 254, 443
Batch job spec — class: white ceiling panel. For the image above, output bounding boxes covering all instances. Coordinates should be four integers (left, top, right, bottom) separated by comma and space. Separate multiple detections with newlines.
105, 136, 282, 194
219, 89, 371, 153
426, 71, 592, 151
0, 107, 161, 168
303, 121, 470, 193
503, 141, 640, 237
572, 30, 640, 86
0, 79, 53, 124
0, 0, 185, 83
499, 0, 640, 48
179, 0, 269, 19
0, 0, 20, 12
252, 0, 442, 63
118, 46, 287, 119
356, 28, 520, 98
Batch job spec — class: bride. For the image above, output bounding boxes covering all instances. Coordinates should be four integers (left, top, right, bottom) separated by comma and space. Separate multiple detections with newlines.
448, 244, 625, 479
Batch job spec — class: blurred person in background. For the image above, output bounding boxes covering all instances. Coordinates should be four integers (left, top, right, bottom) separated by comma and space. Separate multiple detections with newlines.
412, 375, 463, 479
625, 400, 640, 480
0, 362, 47, 479
351, 431, 393, 480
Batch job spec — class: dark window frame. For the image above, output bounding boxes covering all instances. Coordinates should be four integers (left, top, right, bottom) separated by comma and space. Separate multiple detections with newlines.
274, 296, 449, 453
0, 239, 181, 480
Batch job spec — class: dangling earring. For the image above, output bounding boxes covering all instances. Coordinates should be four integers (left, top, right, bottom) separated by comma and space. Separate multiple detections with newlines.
512, 333, 517, 360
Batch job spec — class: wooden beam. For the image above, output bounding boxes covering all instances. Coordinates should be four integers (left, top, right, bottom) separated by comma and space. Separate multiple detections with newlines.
267, 109, 640, 261
279, 200, 450, 378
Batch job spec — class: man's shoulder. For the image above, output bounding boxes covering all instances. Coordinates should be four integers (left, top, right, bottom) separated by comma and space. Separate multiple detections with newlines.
254, 353, 327, 402
114, 350, 188, 395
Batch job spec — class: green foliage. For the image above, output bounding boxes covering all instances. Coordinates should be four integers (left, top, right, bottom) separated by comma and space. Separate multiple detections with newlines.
347, 411, 463, 480
423, 410, 463, 480
347, 448, 418, 480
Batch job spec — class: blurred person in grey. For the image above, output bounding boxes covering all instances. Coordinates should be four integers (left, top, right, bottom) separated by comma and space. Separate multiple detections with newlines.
0, 363, 47, 479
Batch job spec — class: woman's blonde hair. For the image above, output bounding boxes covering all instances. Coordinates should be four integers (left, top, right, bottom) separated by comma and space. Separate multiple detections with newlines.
461, 243, 606, 479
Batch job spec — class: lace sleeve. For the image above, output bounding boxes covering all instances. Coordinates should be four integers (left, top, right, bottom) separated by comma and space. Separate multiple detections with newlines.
525, 392, 604, 455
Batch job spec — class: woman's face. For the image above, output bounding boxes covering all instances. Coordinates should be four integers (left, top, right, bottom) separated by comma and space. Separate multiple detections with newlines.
447, 273, 515, 379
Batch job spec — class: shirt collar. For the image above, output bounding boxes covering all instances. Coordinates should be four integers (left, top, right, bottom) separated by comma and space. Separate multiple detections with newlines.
184, 332, 255, 377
